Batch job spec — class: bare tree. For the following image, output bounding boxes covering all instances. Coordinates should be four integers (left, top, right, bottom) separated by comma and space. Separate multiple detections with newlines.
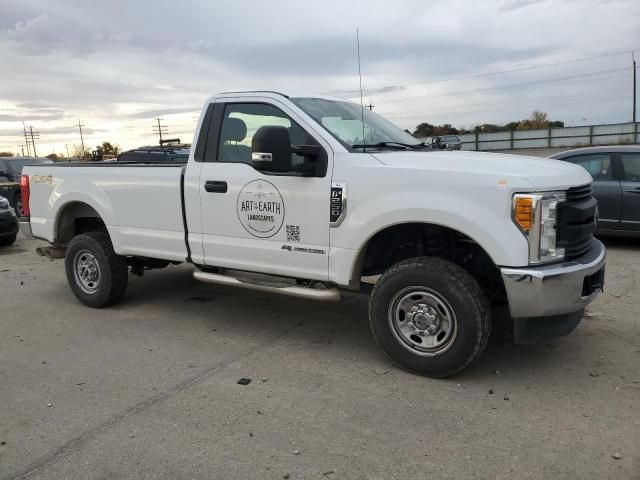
518, 110, 550, 130
71, 144, 90, 161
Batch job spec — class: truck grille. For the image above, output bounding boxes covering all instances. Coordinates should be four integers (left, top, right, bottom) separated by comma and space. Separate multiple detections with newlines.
557, 184, 597, 260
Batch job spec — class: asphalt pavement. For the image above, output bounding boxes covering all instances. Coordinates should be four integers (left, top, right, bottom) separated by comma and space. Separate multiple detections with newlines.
0, 234, 638, 479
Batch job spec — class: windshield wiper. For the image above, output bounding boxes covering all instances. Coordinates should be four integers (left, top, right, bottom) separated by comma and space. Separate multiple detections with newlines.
351, 141, 429, 150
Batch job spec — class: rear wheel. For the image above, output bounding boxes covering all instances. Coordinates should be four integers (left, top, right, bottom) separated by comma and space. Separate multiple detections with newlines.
65, 231, 128, 307
369, 257, 491, 377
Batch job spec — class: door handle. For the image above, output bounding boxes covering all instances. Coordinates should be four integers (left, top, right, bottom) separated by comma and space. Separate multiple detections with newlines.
204, 180, 228, 193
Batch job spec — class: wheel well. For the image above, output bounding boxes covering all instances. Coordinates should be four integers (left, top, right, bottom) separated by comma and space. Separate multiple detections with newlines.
355, 223, 506, 303
55, 202, 107, 246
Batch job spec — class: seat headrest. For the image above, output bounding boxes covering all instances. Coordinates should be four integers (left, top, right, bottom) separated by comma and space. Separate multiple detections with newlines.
221, 117, 247, 142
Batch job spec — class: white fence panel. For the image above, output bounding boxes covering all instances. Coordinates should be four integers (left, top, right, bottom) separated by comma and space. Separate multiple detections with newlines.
458, 122, 639, 151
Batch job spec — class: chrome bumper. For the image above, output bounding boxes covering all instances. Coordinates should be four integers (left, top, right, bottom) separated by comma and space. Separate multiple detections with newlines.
19, 218, 33, 238
500, 239, 606, 318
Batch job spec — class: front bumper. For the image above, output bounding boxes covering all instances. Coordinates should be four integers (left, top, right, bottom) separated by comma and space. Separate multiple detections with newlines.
500, 238, 606, 319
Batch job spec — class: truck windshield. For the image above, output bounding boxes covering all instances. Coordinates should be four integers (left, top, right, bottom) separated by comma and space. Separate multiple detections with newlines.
291, 97, 421, 151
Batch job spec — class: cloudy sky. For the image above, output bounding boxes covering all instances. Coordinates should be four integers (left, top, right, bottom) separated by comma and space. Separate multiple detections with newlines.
0, 0, 638, 156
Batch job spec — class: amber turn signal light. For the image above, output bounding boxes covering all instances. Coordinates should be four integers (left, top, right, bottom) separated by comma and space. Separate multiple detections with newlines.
514, 196, 535, 233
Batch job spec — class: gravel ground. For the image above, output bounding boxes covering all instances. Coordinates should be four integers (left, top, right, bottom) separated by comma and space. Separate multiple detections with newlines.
0, 234, 638, 479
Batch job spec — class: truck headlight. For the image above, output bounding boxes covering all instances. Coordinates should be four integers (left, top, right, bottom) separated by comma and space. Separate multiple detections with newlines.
513, 191, 566, 264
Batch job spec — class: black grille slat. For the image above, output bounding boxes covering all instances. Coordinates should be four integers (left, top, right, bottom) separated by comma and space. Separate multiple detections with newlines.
557, 184, 595, 260
565, 184, 592, 202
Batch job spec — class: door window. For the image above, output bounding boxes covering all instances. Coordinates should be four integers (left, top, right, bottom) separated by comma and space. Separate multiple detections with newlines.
565, 154, 612, 181
0, 160, 7, 177
619, 153, 640, 182
216, 103, 317, 171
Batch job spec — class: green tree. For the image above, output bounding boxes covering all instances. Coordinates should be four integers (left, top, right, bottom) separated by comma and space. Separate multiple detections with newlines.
0, 151, 14, 157
100, 142, 121, 156
413, 122, 435, 137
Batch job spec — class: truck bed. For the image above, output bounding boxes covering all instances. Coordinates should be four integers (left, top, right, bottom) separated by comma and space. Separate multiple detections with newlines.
23, 163, 188, 262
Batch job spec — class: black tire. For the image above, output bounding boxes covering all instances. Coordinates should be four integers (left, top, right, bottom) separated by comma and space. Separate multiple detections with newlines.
0, 234, 17, 246
369, 257, 491, 378
64, 231, 128, 308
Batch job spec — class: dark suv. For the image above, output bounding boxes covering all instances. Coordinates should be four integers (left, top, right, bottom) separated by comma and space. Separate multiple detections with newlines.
117, 144, 190, 163
0, 157, 53, 214
0, 194, 18, 246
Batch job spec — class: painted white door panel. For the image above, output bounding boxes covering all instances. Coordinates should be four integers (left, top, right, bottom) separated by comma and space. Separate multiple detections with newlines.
199, 162, 329, 279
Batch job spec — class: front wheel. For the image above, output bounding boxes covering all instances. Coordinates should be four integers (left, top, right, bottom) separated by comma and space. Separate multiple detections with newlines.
65, 231, 128, 308
369, 257, 491, 377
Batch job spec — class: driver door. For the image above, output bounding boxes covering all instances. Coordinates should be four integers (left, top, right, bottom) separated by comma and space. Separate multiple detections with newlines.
198, 98, 333, 281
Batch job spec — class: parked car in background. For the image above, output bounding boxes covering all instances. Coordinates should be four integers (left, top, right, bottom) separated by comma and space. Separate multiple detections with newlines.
0, 195, 18, 246
424, 135, 462, 150
550, 145, 640, 237
117, 144, 190, 163
0, 157, 53, 214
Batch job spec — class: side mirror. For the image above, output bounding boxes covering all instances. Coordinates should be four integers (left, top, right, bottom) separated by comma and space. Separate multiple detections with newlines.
291, 144, 322, 176
251, 125, 292, 172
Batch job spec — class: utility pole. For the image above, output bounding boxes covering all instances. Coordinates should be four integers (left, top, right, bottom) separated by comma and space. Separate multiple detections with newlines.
19, 145, 25, 156
77, 120, 85, 160
22, 122, 31, 156
65, 144, 70, 159
633, 51, 637, 123
29, 126, 39, 157
366, 100, 374, 111
153, 117, 168, 144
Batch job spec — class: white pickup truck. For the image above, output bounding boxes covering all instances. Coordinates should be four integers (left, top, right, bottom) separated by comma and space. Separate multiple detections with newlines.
20, 91, 605, 377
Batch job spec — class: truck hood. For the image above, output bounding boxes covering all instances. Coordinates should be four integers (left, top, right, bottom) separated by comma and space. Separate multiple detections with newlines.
370, 150, 592, 190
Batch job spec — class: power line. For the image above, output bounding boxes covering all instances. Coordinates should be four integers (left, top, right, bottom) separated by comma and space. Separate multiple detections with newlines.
633, 51, 637, 123
381, 87, 629, 117
22, 122, 31, 156
375, 66, 633, 104
153, 117, 168, 144
385, 90, 628, 121
25, 126, 40, 157
77, 120, 85, 159
356, 48, 640, 95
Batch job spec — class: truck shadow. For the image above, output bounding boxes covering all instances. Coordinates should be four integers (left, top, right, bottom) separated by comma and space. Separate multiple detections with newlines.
598, 235, 639, 251
121, 265, 581, 383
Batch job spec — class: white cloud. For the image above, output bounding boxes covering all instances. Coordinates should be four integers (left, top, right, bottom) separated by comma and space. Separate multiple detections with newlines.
0, 0, 638, 154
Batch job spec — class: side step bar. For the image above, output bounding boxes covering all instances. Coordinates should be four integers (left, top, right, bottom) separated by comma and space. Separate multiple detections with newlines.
193, 270, 341, 301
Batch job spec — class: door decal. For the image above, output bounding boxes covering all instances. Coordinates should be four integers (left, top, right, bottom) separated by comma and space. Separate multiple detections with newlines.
237, 179, 285, 238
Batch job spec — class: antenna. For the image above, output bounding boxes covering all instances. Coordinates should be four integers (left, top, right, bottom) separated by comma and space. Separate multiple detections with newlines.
356, 28, 366, 147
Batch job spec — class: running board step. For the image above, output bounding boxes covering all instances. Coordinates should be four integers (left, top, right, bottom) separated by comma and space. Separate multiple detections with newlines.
193, 270, 341, 301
